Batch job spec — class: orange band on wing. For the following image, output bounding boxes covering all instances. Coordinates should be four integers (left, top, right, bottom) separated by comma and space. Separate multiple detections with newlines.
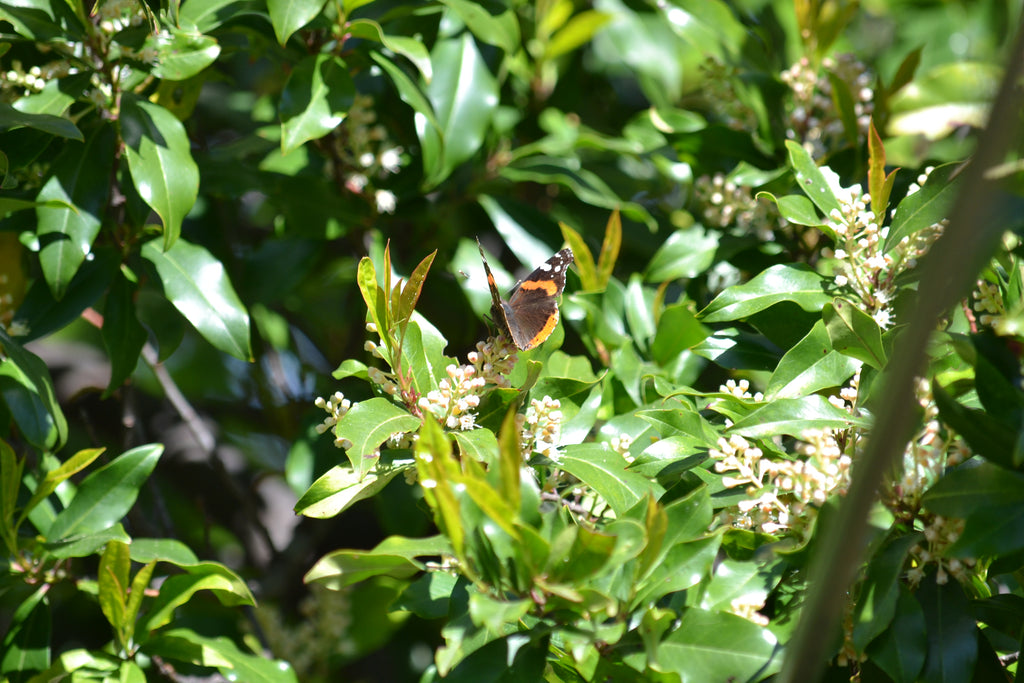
518, 279, 559, 295
524, 311, 559, 349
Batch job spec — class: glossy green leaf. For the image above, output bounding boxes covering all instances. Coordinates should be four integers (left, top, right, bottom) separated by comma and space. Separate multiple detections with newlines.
47, 444, 163, 541
279, 54, 355, 154
267, 0, 326, 45
347, 19, 431, 81
304, 535, 449, 589
440, 0, 520, 54
120, 95, 199, 250
633, 536, 720, 606
559, 444, 665, 516
148, 27, 221, 80
0, 0, 84, 40
142, 238, 253, 361
823, 299, 887, 369
140, 566, 256, 634
0, 102, 82, 140
922, 462, 1024, 517
948, 503, 1024, 558
424, 34, 499, 187
371, 52, 443, 179
700, 264, 831, 323
45, 524, 131, 558
35, 125, 114, 299
143, 628, 298, 682
129, 537, 200, 566
767, 320, 859, 399
13, 73, 89, 117
645, 227, 719, 282
657, 608, 780, 681
885, 163, 962, 252
757, 192, 824, 227
178, 0, 260, 31
294, 463, 411, 519
0, 328, 67, 450
785, 140, 842, 219
651, 303, 709, 365
333, 397, 420, 479
726, 395, 866, 439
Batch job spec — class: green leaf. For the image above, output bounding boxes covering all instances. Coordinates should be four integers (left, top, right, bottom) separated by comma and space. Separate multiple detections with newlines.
921, 461, 1024, 516
644, 227, 719, 282
0, 102, 82, 140
726, 395, 866, 439
559, 444, 665, 516
868, 585, 926, 683
142, 238, 253, 361
424, 34, 499, 187
757, 192, 825, 227
98, 540, 131, 633
440, 0, 521, 54
120, 95, 199, 250
334, 398, 420, 479
0, 586, 50, 678
47, 444, 163, 542
932, 381, 1020, 469
347, 19, 431, 81
885, 163, 962, 252
140, 566, 256, 634
45, 524, 131, 558
0, 328, 67, 450
267, 0, 326, 45
823, 299, 887, 369
888, 61, 999, 140
948, 503, 1024, 558
279, 54, 355, 154
767, 320, 859, 400
657, 608, 780, 681
785, 140, 842, 219
35, 125, 114, 299
129, 537, 200, 566
853, 535, 920, 652
916, 576, 977, 683
651, 303, 709, 365
294, 463, 411, 519
545, 9, 612, 60
148, 27, 221, 80
700, 264, 831, 323
101, 271, 147, 396
143, 629, 298, 682
304, 535, 449, 589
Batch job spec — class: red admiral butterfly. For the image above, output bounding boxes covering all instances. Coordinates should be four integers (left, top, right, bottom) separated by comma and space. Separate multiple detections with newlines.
477, 238, 574, 350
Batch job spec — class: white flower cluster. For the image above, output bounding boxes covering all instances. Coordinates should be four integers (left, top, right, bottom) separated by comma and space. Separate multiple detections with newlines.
782, 54, 874, 160
519, 396, 563, 460
695, 173, 784, 242
720, 378, 763, 402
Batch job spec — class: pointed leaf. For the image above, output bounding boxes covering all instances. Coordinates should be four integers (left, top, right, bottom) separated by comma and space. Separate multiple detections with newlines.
267, 0, 326, 45
700, 264, 831, 322
120, 96, 199, 250
47, 444, 163, 541
142, 238, 253, 361
279, 54, 355, 154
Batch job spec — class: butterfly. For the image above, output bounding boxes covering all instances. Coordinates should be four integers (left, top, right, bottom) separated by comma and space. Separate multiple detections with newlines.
477, 238, 574, 350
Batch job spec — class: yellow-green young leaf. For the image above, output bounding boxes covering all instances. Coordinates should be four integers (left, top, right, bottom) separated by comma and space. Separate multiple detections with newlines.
415, 417, 464, 560
867, 121, 898, 224
559, 223, 596, 291
140, 569, 254, 635
497, 406, 522, 513
1, 439, 22, 550
98, 541, 131, 633
545, 9, 612, 61
785, 140, 842, 218
120, 96, 198, 251
294, 464, 410, 519
124, 561, 156, 646
18, 447, 104, 528
597, 209, 622, 289
397, 250, 437, 329
357, 256, 387, 342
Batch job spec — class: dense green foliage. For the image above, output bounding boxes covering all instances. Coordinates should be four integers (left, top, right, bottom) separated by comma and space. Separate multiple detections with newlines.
1, 0, 1024, 681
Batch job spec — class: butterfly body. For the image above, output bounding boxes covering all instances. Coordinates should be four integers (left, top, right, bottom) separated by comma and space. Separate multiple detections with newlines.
477, 239, 574, 350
